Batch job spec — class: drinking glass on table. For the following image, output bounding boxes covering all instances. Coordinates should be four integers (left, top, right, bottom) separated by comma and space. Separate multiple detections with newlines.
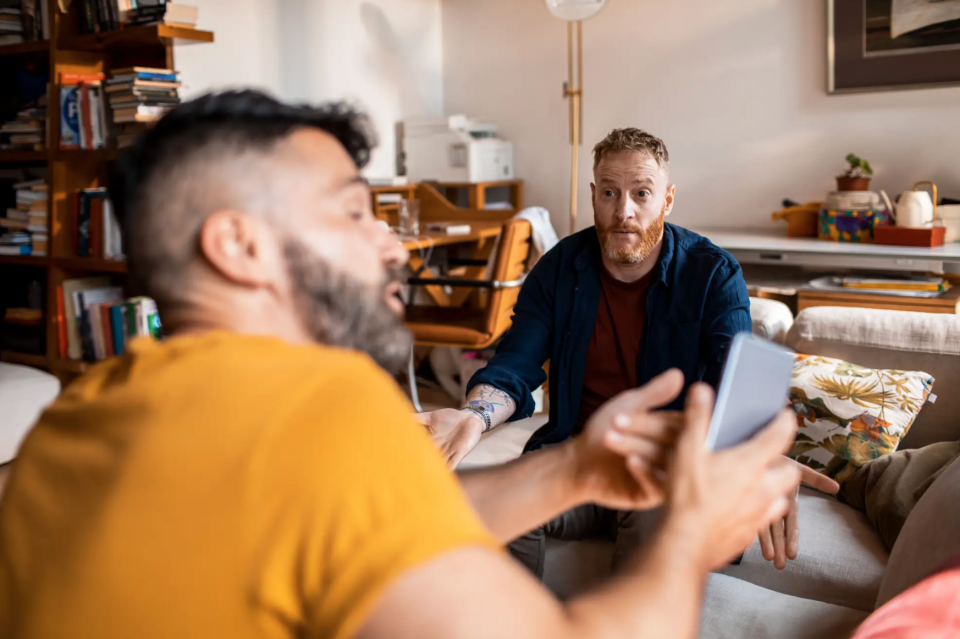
399, 199, 420, 236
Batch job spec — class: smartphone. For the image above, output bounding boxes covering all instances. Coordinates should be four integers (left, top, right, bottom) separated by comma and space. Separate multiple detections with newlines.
705, 333, 795, 451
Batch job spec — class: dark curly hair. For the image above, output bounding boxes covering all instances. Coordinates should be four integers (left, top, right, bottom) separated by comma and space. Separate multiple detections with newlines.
108, 89, 377, 308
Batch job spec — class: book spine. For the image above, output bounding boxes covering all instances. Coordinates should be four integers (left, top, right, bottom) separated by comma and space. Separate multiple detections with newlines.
90, 197, 104, 258
97, 0, 109, 31
79, 84, 92, 150
101, 305, 114, 358
110, 304, 125, 355
78, 293, 95, 362
69, 290, 82, 360
82, 0, 94, 34
96, 85, 109, 149
89, 0, 101, 33
56, 285, 68, 359
144, 298, 161, 338
126, 300, 137, 338
59, 86, 80, 149
78, 191, 90, 257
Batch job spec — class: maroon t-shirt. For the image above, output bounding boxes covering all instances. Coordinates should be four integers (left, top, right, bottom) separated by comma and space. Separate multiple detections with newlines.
573, 267, 653, 434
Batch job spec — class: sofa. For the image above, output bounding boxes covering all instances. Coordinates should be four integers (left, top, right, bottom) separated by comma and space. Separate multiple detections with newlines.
462, 303, 960, 638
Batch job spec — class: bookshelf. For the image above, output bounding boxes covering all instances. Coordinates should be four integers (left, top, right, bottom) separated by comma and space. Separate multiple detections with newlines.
0, 1, 214, 383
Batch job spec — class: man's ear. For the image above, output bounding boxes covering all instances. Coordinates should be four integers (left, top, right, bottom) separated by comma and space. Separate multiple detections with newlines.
590, 182, 597, 215
198, 210, 282, 288
664, 184, 676, 217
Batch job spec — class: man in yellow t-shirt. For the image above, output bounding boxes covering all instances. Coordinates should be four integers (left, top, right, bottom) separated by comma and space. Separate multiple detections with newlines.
0, 91, 800, 639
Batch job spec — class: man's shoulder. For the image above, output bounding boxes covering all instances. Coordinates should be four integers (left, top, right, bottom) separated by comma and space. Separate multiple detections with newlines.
666, 224, 740, 273
534, 227, 596, 270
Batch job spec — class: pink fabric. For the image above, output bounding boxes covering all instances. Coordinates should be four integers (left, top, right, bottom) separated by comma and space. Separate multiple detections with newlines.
852, 570, 960, 639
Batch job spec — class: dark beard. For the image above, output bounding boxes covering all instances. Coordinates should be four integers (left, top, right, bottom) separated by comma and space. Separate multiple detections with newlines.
283, 239, 412, 375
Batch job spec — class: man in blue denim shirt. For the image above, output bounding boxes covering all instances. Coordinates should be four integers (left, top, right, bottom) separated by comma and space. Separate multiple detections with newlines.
419, 128, 838, 578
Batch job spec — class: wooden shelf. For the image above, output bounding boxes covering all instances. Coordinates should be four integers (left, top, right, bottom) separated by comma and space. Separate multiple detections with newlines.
0, 40, 49, 58
56, 148, 119, 162
54, 257, 128, 273
0, 254, 48, 267
0, 150, 47, 163
50, 358, 90, 374
59, 25, 214, 51
0, 351, 50, 369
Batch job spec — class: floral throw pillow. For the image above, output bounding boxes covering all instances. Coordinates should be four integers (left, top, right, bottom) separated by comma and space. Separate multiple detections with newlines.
788, 355, 935, 484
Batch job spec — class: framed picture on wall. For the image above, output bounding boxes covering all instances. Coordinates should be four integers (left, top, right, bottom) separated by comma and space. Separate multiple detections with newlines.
828, 0, 960, 93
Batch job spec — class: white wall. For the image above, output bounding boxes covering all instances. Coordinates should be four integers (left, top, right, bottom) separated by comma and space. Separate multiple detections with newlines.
441, 0, 960, 234
175, 0, 444, 178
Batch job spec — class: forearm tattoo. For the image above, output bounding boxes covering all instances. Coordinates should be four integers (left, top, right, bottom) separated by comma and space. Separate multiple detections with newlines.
462, 385, 516, 433
468, 385, 516, 411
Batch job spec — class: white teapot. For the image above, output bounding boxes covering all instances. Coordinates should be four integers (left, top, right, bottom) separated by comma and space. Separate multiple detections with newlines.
881, 181, 937, 229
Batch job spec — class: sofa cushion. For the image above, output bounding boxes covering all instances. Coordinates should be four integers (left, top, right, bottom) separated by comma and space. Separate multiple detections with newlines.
786, 307, 960, 449
878, 453, 960, 606
720, 487, 888, 611
701, 573, 869, 639
788, 354, 933, 483
0, 363, 60, 464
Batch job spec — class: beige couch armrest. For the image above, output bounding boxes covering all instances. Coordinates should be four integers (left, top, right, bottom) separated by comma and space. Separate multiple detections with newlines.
749, 297, 794, 344
785, 307, 960, 449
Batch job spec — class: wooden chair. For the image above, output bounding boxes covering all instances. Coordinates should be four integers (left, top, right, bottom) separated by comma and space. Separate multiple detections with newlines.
404, 219, 533, 409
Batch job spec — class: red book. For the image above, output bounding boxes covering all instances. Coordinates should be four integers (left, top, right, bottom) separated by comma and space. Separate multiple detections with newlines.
90, 198, 104, 258
80, 84, 93, 150
59, 72, 106, 84
56, 285, 68, 359
100, 305, 114, 358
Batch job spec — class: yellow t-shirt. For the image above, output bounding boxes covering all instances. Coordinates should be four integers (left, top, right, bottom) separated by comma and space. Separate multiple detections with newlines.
0, 332, 497, 639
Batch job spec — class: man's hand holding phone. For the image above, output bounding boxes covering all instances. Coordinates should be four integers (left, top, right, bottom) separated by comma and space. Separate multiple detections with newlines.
641, 383, 803, 572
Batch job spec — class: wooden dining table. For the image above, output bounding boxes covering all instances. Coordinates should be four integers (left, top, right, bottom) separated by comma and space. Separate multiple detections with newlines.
401, 221, 504, 308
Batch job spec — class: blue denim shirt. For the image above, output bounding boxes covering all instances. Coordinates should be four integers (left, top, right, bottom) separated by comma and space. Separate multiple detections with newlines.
467, 223, 751, 452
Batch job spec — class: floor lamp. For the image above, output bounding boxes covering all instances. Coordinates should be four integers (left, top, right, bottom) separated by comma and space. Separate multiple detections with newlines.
545, 0, 609, 236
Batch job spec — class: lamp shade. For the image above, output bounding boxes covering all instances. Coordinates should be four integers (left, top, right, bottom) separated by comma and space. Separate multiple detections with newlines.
544, 0, 608, 21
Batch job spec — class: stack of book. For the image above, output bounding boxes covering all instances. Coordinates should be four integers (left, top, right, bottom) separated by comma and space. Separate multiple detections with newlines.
71, 187, 123, 260
839, 276, 951, 296
125, 2, 197, 28
2, 0, 49, 42
0, 177, 46, 255
106, 66, 180, 147
77, 1, 197, 34
0, 3, 22, 44
0, 92, 48, 151
59, 71, 109, 150
59, 277, 160, 361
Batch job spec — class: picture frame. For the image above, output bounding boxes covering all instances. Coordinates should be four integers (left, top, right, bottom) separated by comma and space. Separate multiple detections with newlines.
828, 0, 960, 94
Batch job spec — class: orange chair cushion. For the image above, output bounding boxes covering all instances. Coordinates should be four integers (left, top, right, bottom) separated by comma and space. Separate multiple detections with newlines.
405, 306, 493, 348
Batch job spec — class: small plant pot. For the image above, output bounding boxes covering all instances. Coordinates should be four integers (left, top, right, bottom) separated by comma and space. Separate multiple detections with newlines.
837, 176, 871, 191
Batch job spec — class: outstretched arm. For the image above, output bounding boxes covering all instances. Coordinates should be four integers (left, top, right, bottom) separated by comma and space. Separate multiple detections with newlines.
457, 371, 684, 543
416, 383, 517, 468
359, 385, 802, 639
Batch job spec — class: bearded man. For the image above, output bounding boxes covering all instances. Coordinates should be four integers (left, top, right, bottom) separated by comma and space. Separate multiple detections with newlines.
420, 128, 837, 577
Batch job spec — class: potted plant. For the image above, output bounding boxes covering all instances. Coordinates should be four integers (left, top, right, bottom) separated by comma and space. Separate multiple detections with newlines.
837, 153, 874, 191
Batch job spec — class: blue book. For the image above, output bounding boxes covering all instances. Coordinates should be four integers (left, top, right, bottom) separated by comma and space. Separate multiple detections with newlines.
0, 245, 32, 255
110, 304, 125, 355
108, 72, 179, 84
59, 86, 81, 149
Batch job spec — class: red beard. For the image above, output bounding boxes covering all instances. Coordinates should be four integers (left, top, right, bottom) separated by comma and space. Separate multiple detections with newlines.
597, 209, 666, 264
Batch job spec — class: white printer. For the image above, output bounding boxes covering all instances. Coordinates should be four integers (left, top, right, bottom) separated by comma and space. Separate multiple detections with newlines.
402, 115, 514, 183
